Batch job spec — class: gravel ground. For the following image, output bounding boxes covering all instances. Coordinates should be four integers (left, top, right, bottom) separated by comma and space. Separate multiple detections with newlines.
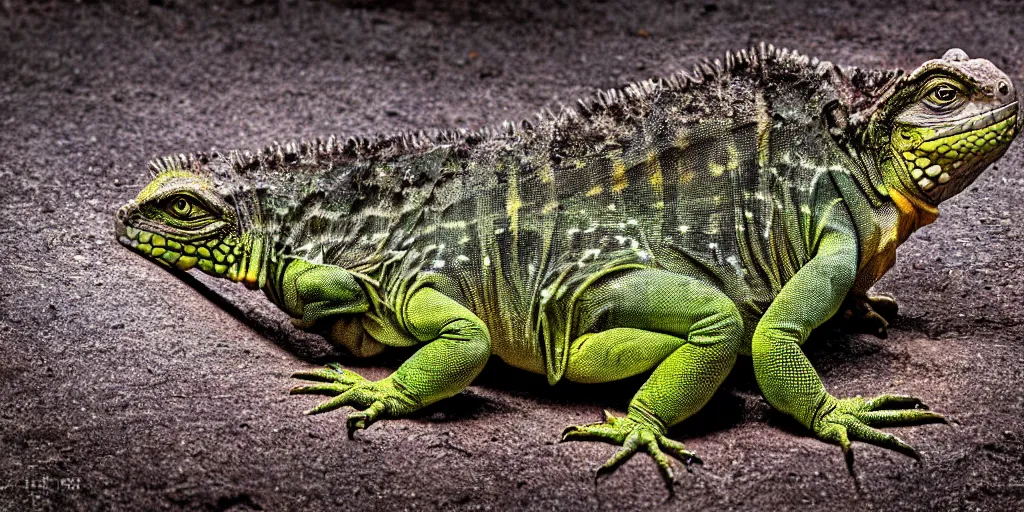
2, 0, 1024, 510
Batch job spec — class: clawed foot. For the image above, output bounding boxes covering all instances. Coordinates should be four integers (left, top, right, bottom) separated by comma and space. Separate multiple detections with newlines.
814, 394, 947, 474
561, 411, 701, 495
839, 293, 899, 338
290, 363, 414, 438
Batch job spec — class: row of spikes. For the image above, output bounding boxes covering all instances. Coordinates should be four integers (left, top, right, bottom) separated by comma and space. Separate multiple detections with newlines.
568, 43, 820, 120
147, 120, 535, 176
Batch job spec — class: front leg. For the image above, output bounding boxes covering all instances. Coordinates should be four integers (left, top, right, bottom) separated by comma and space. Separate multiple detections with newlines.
752, 224, 945, 471
291, 287, 491, 436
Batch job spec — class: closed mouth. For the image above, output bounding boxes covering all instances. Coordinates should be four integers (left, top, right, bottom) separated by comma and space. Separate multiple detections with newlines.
925, 101, 1018, 141
115, 218, 173, 267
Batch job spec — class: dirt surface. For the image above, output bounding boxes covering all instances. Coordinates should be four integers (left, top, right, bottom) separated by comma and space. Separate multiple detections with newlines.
2, 0, 1024, 510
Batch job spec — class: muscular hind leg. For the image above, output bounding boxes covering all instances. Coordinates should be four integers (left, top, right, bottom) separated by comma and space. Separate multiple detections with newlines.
561, 269, 744, 491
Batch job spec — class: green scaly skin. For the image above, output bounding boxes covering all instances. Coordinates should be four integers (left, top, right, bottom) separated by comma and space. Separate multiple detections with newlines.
116, 45, 1020, 493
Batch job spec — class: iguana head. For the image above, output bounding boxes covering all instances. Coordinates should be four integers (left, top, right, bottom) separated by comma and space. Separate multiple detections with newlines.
115, 157, 263, 288
869, 49, 1019, 204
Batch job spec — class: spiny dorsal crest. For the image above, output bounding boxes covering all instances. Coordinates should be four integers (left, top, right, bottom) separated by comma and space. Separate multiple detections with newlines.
551, 42, 850, 126
146, 44, 893, 176
147, 153, 208, 177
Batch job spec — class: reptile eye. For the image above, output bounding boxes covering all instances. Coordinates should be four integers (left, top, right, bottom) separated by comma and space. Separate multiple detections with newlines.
926, 84, 960, 107
167, 196, 194, 219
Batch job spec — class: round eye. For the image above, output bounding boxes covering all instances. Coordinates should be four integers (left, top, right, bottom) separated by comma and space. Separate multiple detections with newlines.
927, 84, 960, 106
168, 196, 193, 218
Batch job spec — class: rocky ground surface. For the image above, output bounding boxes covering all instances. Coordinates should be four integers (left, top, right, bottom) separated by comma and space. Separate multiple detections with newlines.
2, 0, 1024, 510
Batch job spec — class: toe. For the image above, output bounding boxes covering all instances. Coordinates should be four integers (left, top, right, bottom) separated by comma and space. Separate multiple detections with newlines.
346, 402, 385, 439
845, 421, 920, 460
561, 422, 628, 444
856, 409, 946, 427
864, 394, 927, 410
292, 365, 364, 384
822, 422, 854, 474
596, 430, 642, 478
870, 294, 899, 321
863, 310, 889, 338
819, 421, 852, 453
290, 383, 348, 396
657, 436, 702, 466
644, 439, 676, 492
304, 392, 353, 415
291, 368, 343, 382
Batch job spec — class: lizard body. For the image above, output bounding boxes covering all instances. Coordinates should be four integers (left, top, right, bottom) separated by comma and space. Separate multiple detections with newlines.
116, 44, 1020, 488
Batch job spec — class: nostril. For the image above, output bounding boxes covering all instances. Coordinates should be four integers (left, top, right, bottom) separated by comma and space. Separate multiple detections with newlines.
116, 206, 129, 222
998, 81, 1010, 97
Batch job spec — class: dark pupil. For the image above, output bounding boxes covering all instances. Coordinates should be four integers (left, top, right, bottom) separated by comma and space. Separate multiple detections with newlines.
175, 199, 188, 212
936, 86, 955, 101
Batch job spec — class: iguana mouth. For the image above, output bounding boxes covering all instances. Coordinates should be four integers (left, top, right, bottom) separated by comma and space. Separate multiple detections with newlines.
116, 215, 243, 276
924, 101, 1018, 141
116, 218, 172, 267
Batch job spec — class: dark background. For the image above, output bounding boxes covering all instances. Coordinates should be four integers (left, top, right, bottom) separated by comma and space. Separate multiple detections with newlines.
2, 0, 1023, 510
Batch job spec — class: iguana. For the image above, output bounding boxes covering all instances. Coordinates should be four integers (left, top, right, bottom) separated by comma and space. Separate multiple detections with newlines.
115, 44, 1019, 489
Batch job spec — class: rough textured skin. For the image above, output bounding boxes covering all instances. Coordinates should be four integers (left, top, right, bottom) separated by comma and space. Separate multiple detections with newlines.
115, 44, 1019, 489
